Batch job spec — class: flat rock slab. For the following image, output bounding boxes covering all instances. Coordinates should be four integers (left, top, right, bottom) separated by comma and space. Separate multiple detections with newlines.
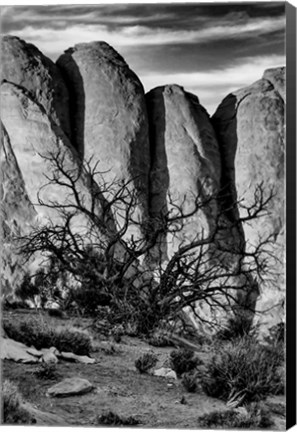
47, 377, 94, 397
1, 338, 40, 363
59, 351, 96, 364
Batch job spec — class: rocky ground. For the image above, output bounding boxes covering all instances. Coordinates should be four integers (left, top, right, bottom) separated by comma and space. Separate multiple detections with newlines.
2, 309, 285, 429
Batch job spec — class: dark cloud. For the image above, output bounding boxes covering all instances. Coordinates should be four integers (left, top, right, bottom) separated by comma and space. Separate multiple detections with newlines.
2, 2, 285, 33
1, 2, 285, 113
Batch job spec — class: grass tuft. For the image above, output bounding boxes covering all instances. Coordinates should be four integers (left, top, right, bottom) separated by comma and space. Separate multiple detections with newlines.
33, 363, 59, 380
201, 335, 284, 403
135, 352, 158, 373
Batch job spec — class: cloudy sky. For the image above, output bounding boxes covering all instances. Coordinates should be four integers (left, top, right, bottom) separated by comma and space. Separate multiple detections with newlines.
1, 2, 285, 114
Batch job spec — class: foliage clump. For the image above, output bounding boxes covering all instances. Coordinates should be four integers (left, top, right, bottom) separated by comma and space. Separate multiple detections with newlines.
135, 352, 158, 373
1, 380, 35, 425
96, 411, 140, 426
181, 371, 198, 393
169, 348, 201, 378
201, 335, 284, 403
3, 317, 93, 356
197, 403, 274, 429
33, 363, 59, 380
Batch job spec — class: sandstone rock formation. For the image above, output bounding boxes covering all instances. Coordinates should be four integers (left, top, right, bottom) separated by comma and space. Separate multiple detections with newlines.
212, 67, 285, 326
0, 79, 118, 292
0, 123, 37, 295
1, 35, 71, 139
146, 85, 221, 260
0, 34, 285, 331
56, 42, 150, 241
1, 80, 115, 231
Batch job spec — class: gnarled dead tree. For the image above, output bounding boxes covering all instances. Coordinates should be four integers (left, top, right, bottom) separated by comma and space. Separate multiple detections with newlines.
15, 149, 280, 334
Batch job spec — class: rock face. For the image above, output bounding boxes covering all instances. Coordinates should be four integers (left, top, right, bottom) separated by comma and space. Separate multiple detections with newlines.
0, 123, 37, 294
1, 36, 71, 139
146, 85, 221, 260
1, 81, 115, 230
56, 42, 150, 241
212, 67, 285, 326
0, 34, 285, 331
1, 64, 118, 292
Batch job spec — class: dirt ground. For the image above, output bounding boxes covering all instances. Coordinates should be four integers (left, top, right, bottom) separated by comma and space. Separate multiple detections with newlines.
1, 309, 286, 429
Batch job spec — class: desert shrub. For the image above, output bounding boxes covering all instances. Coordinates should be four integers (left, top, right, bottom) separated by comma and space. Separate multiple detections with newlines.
53, 327, 92, 355
181, 371, 198, 393
201, 335, 284, 403
33, 363, 59, 380
135, 352, 158, 373
197, 403, 274, 429
170, 348, 201, 377
96, 411, 140, 426
1, 380, 35, 425
3, 317, 92, 355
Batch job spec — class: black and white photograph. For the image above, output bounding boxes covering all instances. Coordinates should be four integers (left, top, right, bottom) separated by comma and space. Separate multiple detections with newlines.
0, 1, 295, 429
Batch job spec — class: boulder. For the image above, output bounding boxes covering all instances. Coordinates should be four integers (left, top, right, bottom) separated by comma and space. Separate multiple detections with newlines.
56, 42, 150, 242
1, 35, 71, 139
146, 85, 221, 261
0, 338, 40, 363
212, 67, 285, 326
47, 377, 94, 397
153, 367, 177, 380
